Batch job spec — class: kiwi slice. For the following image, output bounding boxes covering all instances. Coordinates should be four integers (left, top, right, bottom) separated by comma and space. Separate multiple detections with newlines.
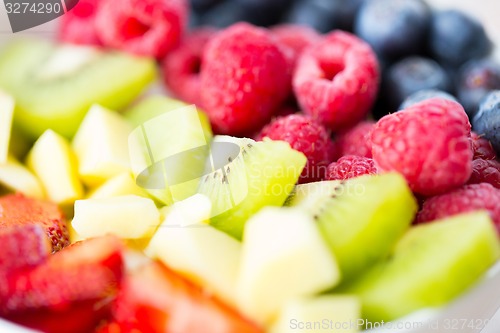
0, 39, 156, 139
198, 136, 307, 240
343, 211, 500, 323
286, 173, 418, 281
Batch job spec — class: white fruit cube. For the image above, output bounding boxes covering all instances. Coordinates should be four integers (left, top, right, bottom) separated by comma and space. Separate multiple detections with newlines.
88, 172, 148, 199
0, 156, 44, 199
237, 207, 340, 324
72, 195, 160, 239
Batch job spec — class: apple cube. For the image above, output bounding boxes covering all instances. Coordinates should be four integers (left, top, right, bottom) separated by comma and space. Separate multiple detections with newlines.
0, 156, 44, 199
87, 172, 148, 199
0, 90, 14, 164
237, 207, 340, 324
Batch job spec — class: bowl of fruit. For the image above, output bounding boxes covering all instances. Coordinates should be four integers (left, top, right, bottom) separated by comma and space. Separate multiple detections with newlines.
0, 0, 499, 332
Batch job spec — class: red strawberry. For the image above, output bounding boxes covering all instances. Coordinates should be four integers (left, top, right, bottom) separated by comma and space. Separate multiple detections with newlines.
0, 194, 69, 252
110, 261, 263, 333
0, 236, 124, 333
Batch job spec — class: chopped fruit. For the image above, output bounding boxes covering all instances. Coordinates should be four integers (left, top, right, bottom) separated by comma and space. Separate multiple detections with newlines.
344, 212, 500, 323
287, 173, 417, 281
200, 23, 290, 135
472, 90, 500, 155
0, 91, 14, 164
0, 194, 69, 252
371, 98, 473, 196
334, 120, 375, 158
88, 172, 148, 199
128, 101, 212, 205
27, 130, 84, 205
0, 225, 51, 272
237, 207, 340, 324
59, 0, 102, 46
163, 28, 216, 105
400, 89, 457, 110
257, 114, 333, 182
197, 136, 306, 239
325, 155, 378, 181
271, 296, 360, 333
95, 0, 188, 59
146, 194, 241, 305
72, 195, 160, 239
417, 183, 500, 232
0, 40, 156, 139
72, 105, 133, 187
471, 132, 497, 160
293, 31, 379, 132
468, 159, 500, 189
111, 262, 262, 333
0, 156, 45, 199
0, 236, 124, 333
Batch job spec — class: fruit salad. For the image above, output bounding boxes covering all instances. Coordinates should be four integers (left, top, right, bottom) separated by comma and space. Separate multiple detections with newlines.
0, 0, 499, 332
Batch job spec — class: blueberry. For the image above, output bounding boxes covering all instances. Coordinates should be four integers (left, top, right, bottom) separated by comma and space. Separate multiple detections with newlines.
400, 89, 457, 110
354, 0, 431, 60
190, 0, 224, 13
198, 1, 251, 28
235, 0, 290, 26
429, 10, 492, 67
384, 56, 452, 110
285, 0, 365, 33
457, 59, 500, 118
472, 91, 500, 154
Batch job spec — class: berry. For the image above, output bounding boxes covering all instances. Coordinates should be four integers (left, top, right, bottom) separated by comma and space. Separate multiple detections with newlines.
59, 0, 101, 46
0, 194, 69, 252
429, 10, 492, 67
235, 0, 290, 27
325, 155, 378, 181
197, 1, 251, 28
467, 159, 500, 189
190, 0, 224, 13
162, 28, 216, 105
384, 57, 452, 110
473, 90, 500, 155
400, 89, 457, 110
200, 23, 289, 135
257, 114, 333, 182
95, 0, 188, 59
293, 31, 379, 132
335, 121, 375, 158
417, 183, 500, 232
354, 0, 431, 60
471, 132, 497, 160
457, 59, 500, 118
371, 98, 473, 196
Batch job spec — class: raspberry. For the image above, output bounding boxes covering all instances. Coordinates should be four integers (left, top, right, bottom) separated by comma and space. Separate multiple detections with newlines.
467, 159, 500, 189
200, 23, 290, 135
417, 183, 500, 232
325, 155, 378, 181
162, 28, 216, 105
293, 31, 380, 132
95, 0, 188, 59
471, 132, 497, 160
271, 24, 320, 70
334, 121, 375, 158
257, 114, 333, 182
59, 0, 101, 46
371, 98, 473, 196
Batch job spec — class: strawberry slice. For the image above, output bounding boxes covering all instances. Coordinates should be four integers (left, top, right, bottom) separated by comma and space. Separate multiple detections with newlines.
0, 194, 70, 251
0, 225, 51, 272
0, 236, 124, 333
110, 262, 263, 333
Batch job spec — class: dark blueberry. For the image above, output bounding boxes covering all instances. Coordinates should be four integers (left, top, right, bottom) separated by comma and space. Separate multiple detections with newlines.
285, 0, 365, 33
190, 0, 224, 13
457, 59, 500, 118
429, 10, 492, 67
354, 0, 431, 60
472, 91, 500, 154
235, 0, 291, 26
384, 56, 452, 110
400, 89, 457, 110
198, 1, 250, 28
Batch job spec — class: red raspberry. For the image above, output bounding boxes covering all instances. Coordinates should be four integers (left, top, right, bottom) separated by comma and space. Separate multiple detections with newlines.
467, 158, 500, 188
471, 132, 497, 160
335, 121, 375, 158
371, 98, 473, 196
95, 0, 188, 59
257, 114, 333, 182
325, 155, 378, 181
417, 183, 500, 232
293, 31, 380, 132
59, 0, 101, 46
162, 28, 216, 105
200, 23, 290, 135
